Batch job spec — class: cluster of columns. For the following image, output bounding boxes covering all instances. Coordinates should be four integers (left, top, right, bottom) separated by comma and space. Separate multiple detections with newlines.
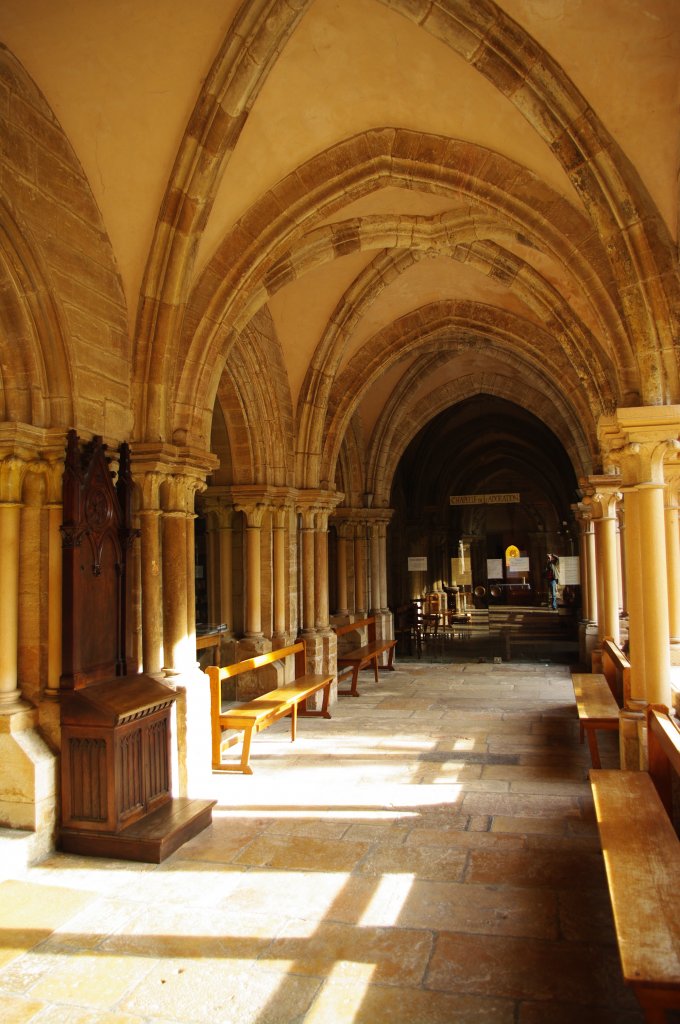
199, 489, 394, 668
574, 409, 680, 744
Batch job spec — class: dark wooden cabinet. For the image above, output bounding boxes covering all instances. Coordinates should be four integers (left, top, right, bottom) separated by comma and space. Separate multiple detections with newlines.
59, 432, 213, 862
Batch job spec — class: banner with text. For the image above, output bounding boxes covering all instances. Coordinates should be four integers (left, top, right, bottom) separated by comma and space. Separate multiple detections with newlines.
450, 493, 520, 505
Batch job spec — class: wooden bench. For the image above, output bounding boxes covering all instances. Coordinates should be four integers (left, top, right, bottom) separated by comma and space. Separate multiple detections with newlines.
571, 671, 620, 767
333, 616, 396, 697
590, 705, 680, 1022
206, 641, 333, 774
602, 637, 631, 707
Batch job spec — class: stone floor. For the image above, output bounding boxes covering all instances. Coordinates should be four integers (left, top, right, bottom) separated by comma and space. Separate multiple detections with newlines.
0, 660, 658, 1023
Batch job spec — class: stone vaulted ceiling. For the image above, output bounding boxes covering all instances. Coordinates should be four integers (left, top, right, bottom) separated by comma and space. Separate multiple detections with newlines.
1, 0, 679, 508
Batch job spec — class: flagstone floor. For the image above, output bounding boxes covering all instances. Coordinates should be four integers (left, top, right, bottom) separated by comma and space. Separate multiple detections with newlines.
1, 660, 655, 1023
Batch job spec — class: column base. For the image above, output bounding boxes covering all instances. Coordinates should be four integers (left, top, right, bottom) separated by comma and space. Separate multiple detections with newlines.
0, 705, 57, 863
619, 705, 647, 770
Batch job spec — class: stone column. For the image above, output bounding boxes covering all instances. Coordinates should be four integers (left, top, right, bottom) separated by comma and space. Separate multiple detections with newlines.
369, 519, 381, 614
0, 437, 58, 855
0, 458, 27, 712
605, 406, 680, 711
619, 481, 645, 703
313, 506, 331, 632
138, 472, 164, 675
585, 480, 621, 647
162, 478, 190, 675
299, 506, 316, 635
272, 505, 288, 646
335, 521, 350, 618
45, 462, 64, 701
218, 506, 234, 633
354, 521, 367, 616
234, 501, 267, 640
663, 470, 680, 659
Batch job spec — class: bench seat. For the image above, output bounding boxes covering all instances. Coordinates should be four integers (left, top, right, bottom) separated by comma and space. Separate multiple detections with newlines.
571, 672, 619, 767
334, 616, 396, 697
207, 644, 333, 774
590, 768, 680, 1021
337, 639, 396, 697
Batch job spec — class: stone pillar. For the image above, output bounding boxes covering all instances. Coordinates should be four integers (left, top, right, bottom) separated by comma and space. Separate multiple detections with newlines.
335, 521, 350, 618
663, 470, 680, 660
619, 482, 646, 704
139, 472, 164, 675
369, 519, 381, 614
354, 521, 367, 616
234, 501, 267, 640
314, 506, 331, 632
204, 511, 218, 624
585, 480, 621, 647
574, 503, 598, 665
272, 505, 288, 645
218, 507, 234, 633
45, 463, 64, 701
0, 436, 58, 858
0, 459, 26, 712
608, 407, 680, 710
161, 477, 191, 676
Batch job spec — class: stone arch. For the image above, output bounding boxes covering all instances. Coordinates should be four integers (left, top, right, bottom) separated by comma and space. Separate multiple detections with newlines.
179, 137, 637, 451
211, 311, 294, 487
334, 415, 367, 509
1, 48, 128, 437
137, 0, 678, 442
318, 301, 598, 493
0, 201, 72, 426
295, 231, 622, 487
368, 370, 592, 508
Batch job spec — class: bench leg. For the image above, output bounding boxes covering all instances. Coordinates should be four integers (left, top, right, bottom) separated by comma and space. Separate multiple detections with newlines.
371, 656, 379, 683
585, 726, 602, 769
300, 685, 333, 720
290, 702, 298, 742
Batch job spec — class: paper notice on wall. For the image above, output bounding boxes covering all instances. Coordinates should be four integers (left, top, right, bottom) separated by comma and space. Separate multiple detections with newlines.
408, 556, 427, 571
487, 558, 503, 579
509, 557, 530, 574
557, 556, 580, 584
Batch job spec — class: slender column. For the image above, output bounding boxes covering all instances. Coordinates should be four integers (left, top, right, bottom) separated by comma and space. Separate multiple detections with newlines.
162, 492, 189, 674
272, 506, 287, 644
186, 509, 198, 657
300, 507, 316, 635
44, 460, 64, 699
617, 508, 627, 618
607, 409, 680, 707
218, 507, 234, 631
587, 484, 621, 645
314, 507, 331, 631
378, 519, 390, 610
354, 522, 367, 616
369, 520, 381, 614
637, 478, 672, 705
0, 458, 27, 711
205, 513, 218, 624
584, 516, 598, 624
620, 482, 645, 702
235, 502, 266, 639
335, 522, 349, 616
139, 473, 164, 674
663, 473, 680, 652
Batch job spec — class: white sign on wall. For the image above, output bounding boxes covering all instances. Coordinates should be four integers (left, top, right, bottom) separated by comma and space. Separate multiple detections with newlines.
509, 556, 530, 574
487, 558, 503, 579
557, 556, 580, 585
408, 556, 428, 571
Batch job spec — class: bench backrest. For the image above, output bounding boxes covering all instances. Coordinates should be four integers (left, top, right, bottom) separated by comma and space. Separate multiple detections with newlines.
647, 704, 680, 829
207, 641, 306, 687
602, 639, 630, 707
334, 617, 376, 642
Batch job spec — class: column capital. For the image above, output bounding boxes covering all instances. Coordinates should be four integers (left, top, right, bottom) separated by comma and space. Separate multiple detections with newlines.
234, 500, 268, 528
580, 476, 622, 518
